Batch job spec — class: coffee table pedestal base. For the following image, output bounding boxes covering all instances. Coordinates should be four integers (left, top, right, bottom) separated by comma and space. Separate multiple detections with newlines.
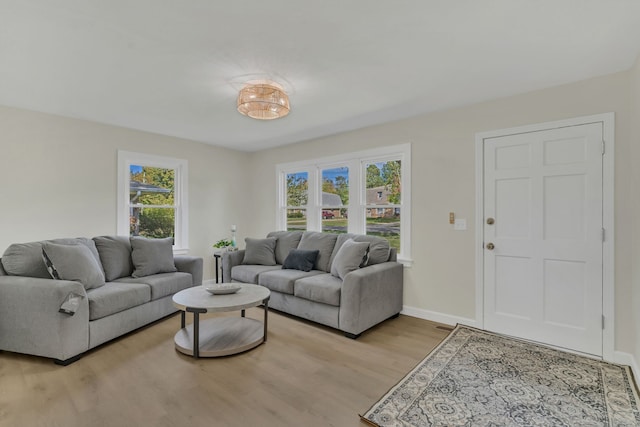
174, 317, 264, 357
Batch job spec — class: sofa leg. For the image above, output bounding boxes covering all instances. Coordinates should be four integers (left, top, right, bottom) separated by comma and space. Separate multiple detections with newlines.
389, 312, 400, 319
344, 332, 360, 339
53, 354, 82, 366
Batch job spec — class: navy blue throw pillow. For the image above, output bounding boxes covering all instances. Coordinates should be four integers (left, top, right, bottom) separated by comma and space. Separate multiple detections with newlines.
282, 249, 320, 272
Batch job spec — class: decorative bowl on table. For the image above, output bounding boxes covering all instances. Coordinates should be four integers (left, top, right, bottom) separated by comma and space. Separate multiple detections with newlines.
204, 284, 241, 295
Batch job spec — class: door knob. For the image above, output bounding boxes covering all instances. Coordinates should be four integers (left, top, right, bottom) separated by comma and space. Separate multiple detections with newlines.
486, 242, 495, 250
486, 217, 495, 225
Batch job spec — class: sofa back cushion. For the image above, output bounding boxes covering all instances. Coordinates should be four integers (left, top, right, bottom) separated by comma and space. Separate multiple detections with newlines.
297, 231, 338, 272
267, 231, 303, 265
93, 236, 134, 281
1, 238, 102, 278
330, 233, 391, 267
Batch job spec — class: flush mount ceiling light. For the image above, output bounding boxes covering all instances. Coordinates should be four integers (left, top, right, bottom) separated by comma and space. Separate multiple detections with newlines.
237, 80, 290, 120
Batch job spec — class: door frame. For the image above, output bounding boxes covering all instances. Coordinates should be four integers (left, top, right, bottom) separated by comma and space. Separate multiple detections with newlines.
474, 113, 615, 360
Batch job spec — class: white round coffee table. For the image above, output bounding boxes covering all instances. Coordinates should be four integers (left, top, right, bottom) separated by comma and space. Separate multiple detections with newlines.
172, 283, 270, 358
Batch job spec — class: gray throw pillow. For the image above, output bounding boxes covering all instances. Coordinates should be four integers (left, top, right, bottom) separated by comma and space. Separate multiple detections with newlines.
242, 237, 277, 266
330, 239, 370, 280
41, 242, 106, 289
282, 249, 319, 272
130, 236, 177, 278
93, 236, 134, 281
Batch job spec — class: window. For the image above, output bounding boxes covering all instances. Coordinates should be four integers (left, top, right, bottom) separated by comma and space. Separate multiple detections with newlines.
321, 166, 349, 234
276, 144, 411, 263
117, 151, 188, 254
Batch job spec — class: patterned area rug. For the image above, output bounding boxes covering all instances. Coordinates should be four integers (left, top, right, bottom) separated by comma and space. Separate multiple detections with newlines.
362, 325, 640, 426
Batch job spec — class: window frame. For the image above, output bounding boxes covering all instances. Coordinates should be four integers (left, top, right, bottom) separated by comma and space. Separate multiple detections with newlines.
276, 144, 412, 264
117, 150, 189, 254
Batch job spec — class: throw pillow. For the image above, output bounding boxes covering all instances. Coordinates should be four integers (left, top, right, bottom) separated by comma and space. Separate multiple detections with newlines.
242, 237, 277, 266
93, 236, 134, 281
41, 242, 106, 289
282, 249, 320, 272
330, 239, 370, 280
130, 236, 177, 278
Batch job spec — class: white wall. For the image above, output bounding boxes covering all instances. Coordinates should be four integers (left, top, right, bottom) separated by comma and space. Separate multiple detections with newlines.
630, 57, 640, 371
0, 106, 252, 281
247, 69, 636, 355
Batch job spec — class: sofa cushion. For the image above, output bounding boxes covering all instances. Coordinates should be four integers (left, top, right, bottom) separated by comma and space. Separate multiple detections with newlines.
93, 236, 133, 281
1, 237, 101, 278
242, 237, 277, 266
114, 272, 192, 300
231, 264, 281, 284
294, 273, 343, 307
258, 269, 323, 295
42, 242, 106, 290
297, 232, 338, 272
330, 239, 370, 279
267, 231, 303, 265
130, 236, 177, 278
330, 233, 390, 267
282, 249, 319, 272
86, 282, 151, 321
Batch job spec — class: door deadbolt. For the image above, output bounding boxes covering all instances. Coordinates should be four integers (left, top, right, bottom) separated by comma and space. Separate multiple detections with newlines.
486, 217, 495, 225
486, 242, 495, 250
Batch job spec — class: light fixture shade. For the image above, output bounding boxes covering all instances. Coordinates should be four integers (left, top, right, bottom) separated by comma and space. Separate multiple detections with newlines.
237, 80, 290, 120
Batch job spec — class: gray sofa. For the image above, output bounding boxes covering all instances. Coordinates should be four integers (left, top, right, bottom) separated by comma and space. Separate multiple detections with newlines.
0, 236, 203, 365
222, 231, 403, 338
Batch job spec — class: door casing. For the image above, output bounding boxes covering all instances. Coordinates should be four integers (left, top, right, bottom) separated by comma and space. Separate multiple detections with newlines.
475, 113, 615, 361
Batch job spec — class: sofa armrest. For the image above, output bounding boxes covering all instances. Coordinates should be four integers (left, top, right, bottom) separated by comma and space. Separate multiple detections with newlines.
174, 256, 203, 286
0, 276, 90, 361
339, 261, 403, 336
221, 250, 245, 283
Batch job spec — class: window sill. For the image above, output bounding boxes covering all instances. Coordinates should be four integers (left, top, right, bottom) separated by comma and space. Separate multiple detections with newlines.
398, 257, 413, 267
173, 248, 189, 256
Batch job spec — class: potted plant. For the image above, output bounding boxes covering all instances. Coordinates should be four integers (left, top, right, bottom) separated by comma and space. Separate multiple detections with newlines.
213, 238, 237, 252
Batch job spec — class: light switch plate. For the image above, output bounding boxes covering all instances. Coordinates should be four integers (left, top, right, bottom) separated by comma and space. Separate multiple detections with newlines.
454, 219, 467, 230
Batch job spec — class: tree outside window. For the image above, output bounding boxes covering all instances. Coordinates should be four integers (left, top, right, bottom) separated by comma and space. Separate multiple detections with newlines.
286, 172, 308, 231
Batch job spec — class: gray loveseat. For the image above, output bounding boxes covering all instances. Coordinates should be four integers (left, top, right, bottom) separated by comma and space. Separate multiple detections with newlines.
0, 236, 203, 365
222, 231, 403, 338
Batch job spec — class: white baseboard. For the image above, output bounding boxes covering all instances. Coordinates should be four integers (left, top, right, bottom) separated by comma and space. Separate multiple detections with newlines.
401, 305, 478, 328
612, 351, 640, 382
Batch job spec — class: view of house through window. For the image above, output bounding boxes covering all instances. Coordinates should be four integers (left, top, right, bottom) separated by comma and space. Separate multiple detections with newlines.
365, 160, 401, 250
321, 166, 349, 233
277, 144, 411, 261
129, 165, 176, 239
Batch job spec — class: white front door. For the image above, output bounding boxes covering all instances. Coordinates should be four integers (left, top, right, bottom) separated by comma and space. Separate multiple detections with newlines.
483, 122, 604, 356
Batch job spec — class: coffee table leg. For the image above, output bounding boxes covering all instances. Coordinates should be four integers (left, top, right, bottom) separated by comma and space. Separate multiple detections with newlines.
193, 312, 200, 358
263, 297, 269, 343
181, 311, 186, 329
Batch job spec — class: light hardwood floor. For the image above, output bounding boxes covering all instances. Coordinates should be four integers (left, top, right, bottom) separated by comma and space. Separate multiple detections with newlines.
0, 309, 451, 427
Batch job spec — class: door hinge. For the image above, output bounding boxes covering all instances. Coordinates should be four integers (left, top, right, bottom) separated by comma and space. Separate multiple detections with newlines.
602, 315, 605, 330
602, 140, 605, 155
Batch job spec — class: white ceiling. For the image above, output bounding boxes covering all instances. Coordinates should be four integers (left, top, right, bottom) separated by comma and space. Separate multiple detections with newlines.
1, 1, 640, 152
